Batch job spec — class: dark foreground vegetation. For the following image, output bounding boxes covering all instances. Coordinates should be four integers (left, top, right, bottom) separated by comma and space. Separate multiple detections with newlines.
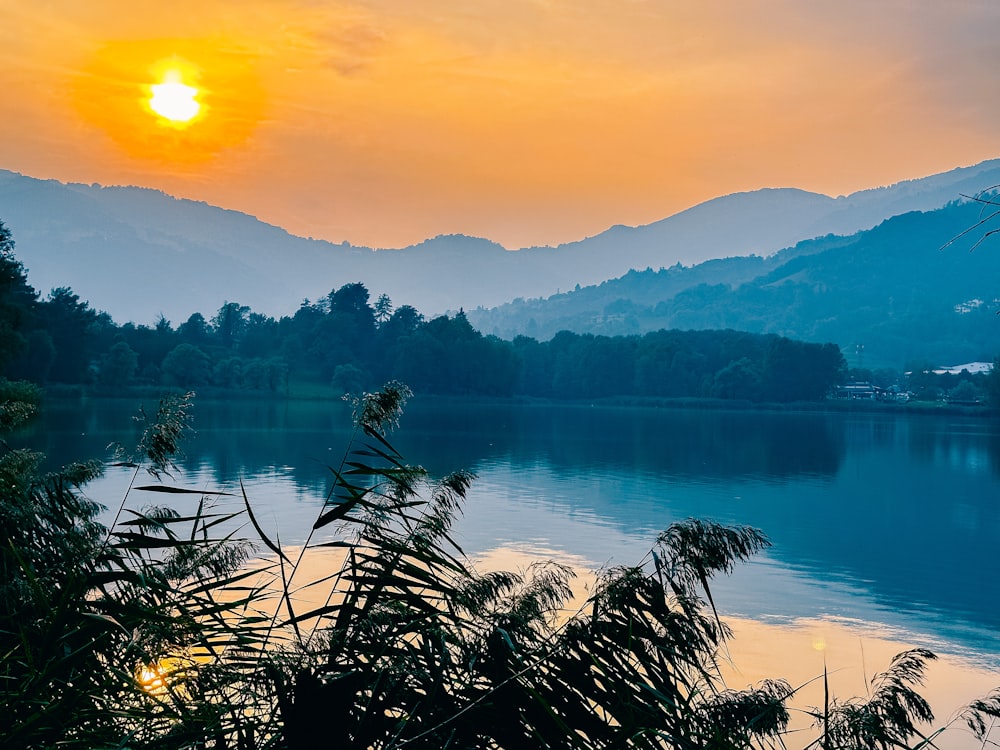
3, 379, 1000, 749
0, 219, 850, 402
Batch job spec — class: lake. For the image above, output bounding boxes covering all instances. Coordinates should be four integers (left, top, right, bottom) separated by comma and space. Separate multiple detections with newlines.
14, 395, 1000, 744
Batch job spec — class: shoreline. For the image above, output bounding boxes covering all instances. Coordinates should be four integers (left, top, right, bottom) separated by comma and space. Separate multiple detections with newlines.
40, 382, 999, 420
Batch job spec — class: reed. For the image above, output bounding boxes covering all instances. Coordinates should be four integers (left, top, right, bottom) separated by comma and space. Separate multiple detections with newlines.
2, 379, 999, 748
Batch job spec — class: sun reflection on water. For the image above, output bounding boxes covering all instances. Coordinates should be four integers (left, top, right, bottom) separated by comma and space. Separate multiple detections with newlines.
721, 615, 999, 750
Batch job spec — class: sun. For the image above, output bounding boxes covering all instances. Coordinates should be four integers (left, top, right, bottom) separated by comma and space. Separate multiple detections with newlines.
74, 43, 265, 163
149, 69, 201, 125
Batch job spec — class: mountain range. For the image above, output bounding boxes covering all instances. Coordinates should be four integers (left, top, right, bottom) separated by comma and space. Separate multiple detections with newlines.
467, 198, 1000, 368
2, 159, 1000, 330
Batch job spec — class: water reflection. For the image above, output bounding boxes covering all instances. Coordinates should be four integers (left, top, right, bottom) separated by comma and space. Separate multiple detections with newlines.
721, 614, 999, 750
394, 402, 848, 481
14, 396, 1000, 668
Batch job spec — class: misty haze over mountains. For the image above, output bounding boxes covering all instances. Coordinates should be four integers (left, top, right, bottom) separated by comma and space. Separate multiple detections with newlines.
469, 198, 1000, 368
1, 160, 999, 363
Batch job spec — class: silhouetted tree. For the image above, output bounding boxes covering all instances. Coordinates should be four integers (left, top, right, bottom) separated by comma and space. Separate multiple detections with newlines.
6, 330, 56, 383
39, 287, 98, 383
239, 312, 280, 359
161, 343, 212, 388
178, 312, 211, 347
243, 357, 286, 391
98, 341, 139, 388
760, 337, 845, 402
380, 304, 423, 339
948, 378, 985, 404
711, 357, 762, 400
373, 293, 393, 326
212, 356, 244, 389
987, 356, 1000, 407
327, 283, 377, 352
212, 302, 250, 350
331, 363, 366, 395
0, 220, 37, 373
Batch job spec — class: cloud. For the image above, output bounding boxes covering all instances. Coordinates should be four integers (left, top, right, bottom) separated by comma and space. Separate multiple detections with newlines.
315, 23, 389, 76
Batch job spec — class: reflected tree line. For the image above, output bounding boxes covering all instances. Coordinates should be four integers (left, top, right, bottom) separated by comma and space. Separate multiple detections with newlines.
16, 379, 1000, 642
10, 399, 849, 497
0, 221, 849, 402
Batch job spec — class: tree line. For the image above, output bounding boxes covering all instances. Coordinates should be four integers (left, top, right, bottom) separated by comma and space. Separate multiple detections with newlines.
468, 200, 1000, 370
0, 220, 847, 402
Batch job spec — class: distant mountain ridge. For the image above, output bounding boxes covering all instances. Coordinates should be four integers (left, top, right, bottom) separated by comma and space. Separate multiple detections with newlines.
0, 159, 999, 325
468, 199, 1000, 368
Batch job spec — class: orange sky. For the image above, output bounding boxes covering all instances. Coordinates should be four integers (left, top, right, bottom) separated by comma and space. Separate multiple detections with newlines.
1, 0, 998, 249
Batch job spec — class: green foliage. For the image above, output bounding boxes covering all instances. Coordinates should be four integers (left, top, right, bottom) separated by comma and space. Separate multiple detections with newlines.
760, 339, 846, 402
3, 382, 997, 749
110, 391, 196, 479
0, 389, 276, 749
177, 312, 211, 346
468, 200, 1000, 368
986, 356, 1000, 406
41, 287, 101, 384
212, 301, 251, 349
0, 220, 37, 372
0, 224, 848, 401
331, 362, 367, 396
269, 382, 792, 749
0, 378, 41, 431
946, 378, 984, 404
809, 649, 938, 750
516, 328, 845, 402
373, 293, 394, 325
162, 343, 212, 388
212, 354, 287, 391
711, 357, 761, 400
0, 448, 106, 748
391, 311, 518, 395
99, 340, 140, 388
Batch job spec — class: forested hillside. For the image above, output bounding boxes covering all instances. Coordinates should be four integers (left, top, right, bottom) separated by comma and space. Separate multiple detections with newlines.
468, 199, 1000, 368
0, 220, 846, 403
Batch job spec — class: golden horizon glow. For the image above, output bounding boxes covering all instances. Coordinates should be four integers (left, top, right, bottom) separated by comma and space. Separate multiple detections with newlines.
1, 1, 999, 249
721, 615, 999, 750
149, 70, 201, 124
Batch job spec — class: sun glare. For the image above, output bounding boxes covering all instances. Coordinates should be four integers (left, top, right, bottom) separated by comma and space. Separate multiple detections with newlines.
136, 662, 168, 695
73, 41, 265, 164
150, 70, 201, 124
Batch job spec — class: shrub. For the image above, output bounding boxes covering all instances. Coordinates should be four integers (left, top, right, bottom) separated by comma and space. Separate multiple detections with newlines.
3, 381, 1000, 748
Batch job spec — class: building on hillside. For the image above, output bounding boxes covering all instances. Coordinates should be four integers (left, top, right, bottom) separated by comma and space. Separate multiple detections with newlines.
831, 382, 880, 400
932, 362, 993, 376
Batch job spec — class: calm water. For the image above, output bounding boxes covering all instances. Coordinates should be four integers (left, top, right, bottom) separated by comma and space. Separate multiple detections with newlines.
15, 396, 1000, 671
